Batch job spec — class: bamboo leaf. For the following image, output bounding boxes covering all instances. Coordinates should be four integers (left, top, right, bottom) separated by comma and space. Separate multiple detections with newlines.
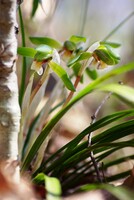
29, 37, 62, 49
100, 41, 121, 48
17, 47, 37, 58
68, 52, 92, 66
69, 35, 86, 43
31, 0, 39, 17
31, 0, 39, 18
49, 61, 75, 91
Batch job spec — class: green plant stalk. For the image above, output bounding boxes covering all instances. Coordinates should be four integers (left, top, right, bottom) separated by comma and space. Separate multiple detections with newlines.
79, 0, 89, 36
18, 6, 27, 106
103, 11, 134, 41
21, 62, 134, 172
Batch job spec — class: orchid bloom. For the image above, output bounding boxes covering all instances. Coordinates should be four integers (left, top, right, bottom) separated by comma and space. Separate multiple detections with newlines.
87, 41, 108, 69
31, 48, 60, 75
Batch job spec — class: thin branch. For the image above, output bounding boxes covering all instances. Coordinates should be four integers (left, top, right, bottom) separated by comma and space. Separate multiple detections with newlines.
78, 0, 90, 36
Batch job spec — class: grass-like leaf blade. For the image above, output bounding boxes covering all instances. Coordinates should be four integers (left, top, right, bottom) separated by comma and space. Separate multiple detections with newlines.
99, 84, 134, 107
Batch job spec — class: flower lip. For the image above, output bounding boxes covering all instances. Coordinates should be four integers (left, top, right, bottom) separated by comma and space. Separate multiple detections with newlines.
31, 60, 43, 75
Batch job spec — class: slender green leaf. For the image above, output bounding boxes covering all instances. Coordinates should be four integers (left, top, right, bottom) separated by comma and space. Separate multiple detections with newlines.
100, 41, 121, 48
49, 61, 75, 91
99, 84, 134, 107
18, 7, 27, 107
103, 154, 134, 169
31, 0, 39, 18
80, 184, 134, 200
17, 47, 37, 58
106, 170, 131, 182
68, 52, 92, 66
29, 37, 62, 49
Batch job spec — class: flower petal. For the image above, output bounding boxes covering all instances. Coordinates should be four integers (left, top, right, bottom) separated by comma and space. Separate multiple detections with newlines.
52, 49, 60, 65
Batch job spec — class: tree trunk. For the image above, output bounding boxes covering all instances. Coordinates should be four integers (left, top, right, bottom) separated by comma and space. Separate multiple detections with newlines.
0, 0, 20, 164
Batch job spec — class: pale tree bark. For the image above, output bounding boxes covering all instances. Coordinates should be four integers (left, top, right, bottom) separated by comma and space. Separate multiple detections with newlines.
0, 0, 20, 168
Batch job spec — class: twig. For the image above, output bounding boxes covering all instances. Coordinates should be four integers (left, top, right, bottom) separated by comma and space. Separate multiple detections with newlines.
88, 92, 112, 183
